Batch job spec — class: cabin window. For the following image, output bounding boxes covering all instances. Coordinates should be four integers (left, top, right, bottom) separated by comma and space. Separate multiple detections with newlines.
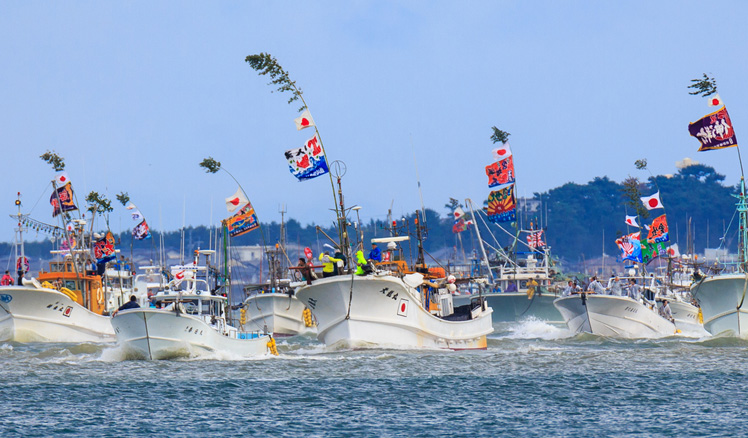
63, 280, 79, 290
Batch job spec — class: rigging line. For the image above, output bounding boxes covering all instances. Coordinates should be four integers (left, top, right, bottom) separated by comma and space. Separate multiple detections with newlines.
27, 181, 53, 216
478, 208, 537, 253
345, 271, 355, 320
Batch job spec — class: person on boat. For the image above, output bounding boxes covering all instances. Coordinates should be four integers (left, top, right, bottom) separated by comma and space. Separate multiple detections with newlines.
355, 250, 370, 276
297, 258, 314, 285
1, 270, 14, 286
506, 282, 517, 292
53, 277, 63, 290
659, 299, 674, 323
588, 276, 605, 294
112, 295, 140, 316
607, 276, 623, 296
368, 243, 382, 263
562, 280, 575, 297
626, 279, 641, 301
526, 276, 539, 300
333, 250, 347, 275
319, 251, 342, 278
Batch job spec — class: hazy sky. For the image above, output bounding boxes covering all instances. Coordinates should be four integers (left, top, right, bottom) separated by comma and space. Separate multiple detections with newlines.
2, 1, 747, 243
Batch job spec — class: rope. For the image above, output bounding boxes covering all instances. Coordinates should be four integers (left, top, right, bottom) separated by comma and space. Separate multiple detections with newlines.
345, 271, 355, 320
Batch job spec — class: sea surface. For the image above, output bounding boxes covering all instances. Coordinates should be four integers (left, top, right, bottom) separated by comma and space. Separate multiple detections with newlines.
2, 320, 748, 437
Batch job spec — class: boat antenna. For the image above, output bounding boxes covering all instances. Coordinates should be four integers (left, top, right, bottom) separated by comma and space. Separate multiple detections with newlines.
411, 134, 427, 229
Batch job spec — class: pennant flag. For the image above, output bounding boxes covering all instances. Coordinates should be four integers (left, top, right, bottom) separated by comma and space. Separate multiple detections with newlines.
486, 185, 516, 223
452, 219, 466, 233
688, 106, 738, 152
647, 214, 669, 243
640, 191, 664, 210
294, 109, 315, 130
93, 231, 116, 265
527, 230, 545, 249
625, 215, 639, 228
129, 208, 144, 222
284, 136, 330, 181
491, 143, 512, 161
708, 94, 723, 107
224, 203, 260, 238
453, 207, 465, 220
50, 183, 77, 217
486, 156, 515, 188
54, 172, 70, 187
133, 220, 151, 240
225, 187, 249, 213
615, 232, 642, 263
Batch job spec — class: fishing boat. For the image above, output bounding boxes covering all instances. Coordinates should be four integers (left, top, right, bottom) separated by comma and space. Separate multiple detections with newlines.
243, 286, 315, 337
111, 250, 272, 359
554, 292, 677, 338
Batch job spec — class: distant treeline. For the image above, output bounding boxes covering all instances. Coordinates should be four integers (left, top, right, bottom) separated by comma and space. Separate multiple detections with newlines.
1, 164, 737, 265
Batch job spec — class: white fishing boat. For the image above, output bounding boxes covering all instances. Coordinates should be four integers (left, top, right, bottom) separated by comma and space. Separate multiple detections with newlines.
243, 289, 315, 337
554, 292, 677, 338
112, 251, 272, 359
691, 273, 748, 336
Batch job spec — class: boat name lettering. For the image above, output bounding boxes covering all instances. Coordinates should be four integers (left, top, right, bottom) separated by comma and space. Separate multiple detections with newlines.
307, 298, 317, 310
624, 306, 637, 313
379, 287, 398, 300
0, 294, 11, 303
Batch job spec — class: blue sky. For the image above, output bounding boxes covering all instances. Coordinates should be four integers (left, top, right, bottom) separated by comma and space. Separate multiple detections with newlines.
2, 1, 747, 243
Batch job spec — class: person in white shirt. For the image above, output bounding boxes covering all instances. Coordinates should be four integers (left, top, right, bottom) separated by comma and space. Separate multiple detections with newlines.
588, 276, 605, 294
562, 280, 575, 297
659, 299, 674, 323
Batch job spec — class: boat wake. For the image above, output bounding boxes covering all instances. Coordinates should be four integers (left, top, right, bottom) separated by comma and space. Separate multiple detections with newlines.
494, 317, 573, 340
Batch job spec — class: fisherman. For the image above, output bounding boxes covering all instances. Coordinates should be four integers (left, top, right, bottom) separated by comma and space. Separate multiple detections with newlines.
112, 295, 140, 316
659, 299, 675, 323
318, 251, 342, 278
506, 282, 517, 292
297, 258, 313, 285
588, 276, 605, 294
368, 242, 382, 263
355, 250, 370, 276
333, 249, 347, 275
607, 275, 623, 296
526, 276, 539, 300
1, 270, 14, 286
562, 280, 575, 297
626, 279, 641, 301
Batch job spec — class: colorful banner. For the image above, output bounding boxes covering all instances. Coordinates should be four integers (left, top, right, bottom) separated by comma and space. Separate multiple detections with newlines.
284, 134, 329, 181
93, 231, 116, 265
647, 214, 669, 243
641, 238, 667, 265
688, 106, 738, 151
615, 232, 642, 263
527, 230, 545, 248
452, 219, 466, 233
50, 183, 77, 217
485, 156, 515, 188
486, 185, 516, 223
133, 220, 151, 240
225, 204, 260, 238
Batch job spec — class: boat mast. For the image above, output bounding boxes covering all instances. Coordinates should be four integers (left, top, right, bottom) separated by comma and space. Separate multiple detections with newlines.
466, 198, 495, 283
738, 177, 748, 272
14, 192, 26, 281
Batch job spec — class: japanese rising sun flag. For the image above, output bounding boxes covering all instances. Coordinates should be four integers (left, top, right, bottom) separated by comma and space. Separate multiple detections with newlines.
625, 215, 639, 227
486, 185, 516, 223
294, 109, 315, 130
640, 191, 664, 210
491, 142, 512, 161
225, 187, 249, 213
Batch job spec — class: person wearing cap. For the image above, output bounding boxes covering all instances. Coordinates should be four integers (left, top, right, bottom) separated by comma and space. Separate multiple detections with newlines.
368, 243, 382, 262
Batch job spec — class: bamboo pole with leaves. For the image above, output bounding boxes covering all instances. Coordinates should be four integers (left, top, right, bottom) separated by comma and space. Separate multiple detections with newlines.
245, 52, 345, 249
489, 126, 521, 255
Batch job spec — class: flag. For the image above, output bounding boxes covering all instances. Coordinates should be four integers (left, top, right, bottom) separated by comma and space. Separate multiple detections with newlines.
527, 230, 545, 248
486, 156, 515, 188
615, 232, 642, 263
50, 183, 77, 217
224, 203, 260, 238
54, 172, 70, 187
284, 136, 329, 181
127, 207, 144, 222
708, 94, 723, 107
647, 214, 669, 243
133, 220, 151, 240
486, 185, 516, 223
453, 207, 465, 220
294, 109, 315, 130
688, 106, 738, 152
491, 143, 512, 161
641, 237, 667, 265
452, 219, 466, 233
93, 231, 116, 265
667, 243, 680, 257
225, 187, 249, 213
625, 215, 639, 227
640, 191, 664, 210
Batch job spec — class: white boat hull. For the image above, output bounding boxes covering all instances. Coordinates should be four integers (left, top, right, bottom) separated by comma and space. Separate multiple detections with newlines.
692, 274, 748, 336
0, 285, 116, 343
454, 292, 564, 324
668, 300, 706, 335
295, 275, 493, 350
244, 293, 315, 337
554, 294, 677, 338
111, 309, 269, 359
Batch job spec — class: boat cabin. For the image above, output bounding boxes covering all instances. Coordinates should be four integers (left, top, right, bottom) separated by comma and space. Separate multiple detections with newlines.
38, 259, 106, 315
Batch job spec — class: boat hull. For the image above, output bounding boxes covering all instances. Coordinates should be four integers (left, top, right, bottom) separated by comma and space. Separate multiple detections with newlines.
111, 309, 269, 360
554, 294, 676, 338
692, 274, 748, 336
295, 275, 493, 350
244, 293, 315, 337
454, 292, 563, 324
0, 285, 116, 343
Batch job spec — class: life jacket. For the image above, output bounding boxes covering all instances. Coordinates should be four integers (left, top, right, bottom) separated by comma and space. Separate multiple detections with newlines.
1, 274, 13, 286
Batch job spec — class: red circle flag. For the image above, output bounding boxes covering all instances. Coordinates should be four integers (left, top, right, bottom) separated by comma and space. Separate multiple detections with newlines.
304, 247, 313, 259
648, 199, 659, 208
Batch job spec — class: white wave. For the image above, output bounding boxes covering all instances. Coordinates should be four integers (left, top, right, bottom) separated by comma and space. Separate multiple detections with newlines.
499, 317, 573, 340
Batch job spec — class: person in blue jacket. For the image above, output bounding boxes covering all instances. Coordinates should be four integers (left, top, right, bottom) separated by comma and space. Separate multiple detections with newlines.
368, 243, 382, 262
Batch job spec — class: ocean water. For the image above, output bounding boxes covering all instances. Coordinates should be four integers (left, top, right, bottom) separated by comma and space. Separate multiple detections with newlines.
2, 320, 748, 437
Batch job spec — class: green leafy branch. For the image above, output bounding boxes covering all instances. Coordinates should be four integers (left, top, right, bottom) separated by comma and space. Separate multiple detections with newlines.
245, 52, 306, 112
116, 192, 130, 207
199, 157, 222, 174
490, 126, 510, 144
688, 73, 718, 97
40, 150, 65, 171
86, 191, 113, 216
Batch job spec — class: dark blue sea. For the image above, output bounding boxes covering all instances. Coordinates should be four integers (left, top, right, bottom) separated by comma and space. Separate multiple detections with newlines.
2, 320, 747, 437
